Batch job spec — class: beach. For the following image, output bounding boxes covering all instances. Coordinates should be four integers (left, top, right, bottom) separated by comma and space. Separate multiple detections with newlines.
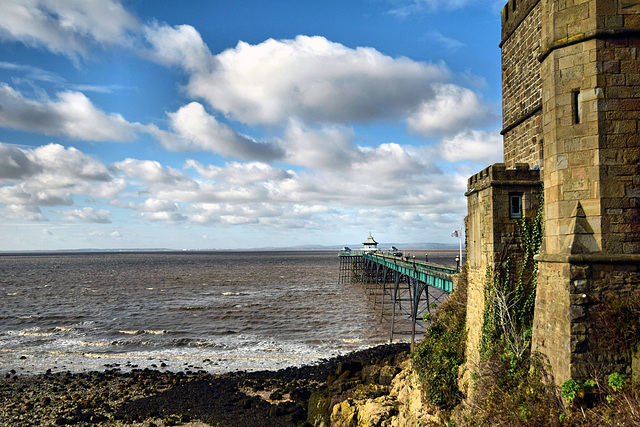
0, 343, 410, 426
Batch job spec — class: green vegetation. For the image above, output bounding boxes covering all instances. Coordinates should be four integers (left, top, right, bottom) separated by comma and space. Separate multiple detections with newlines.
412, 271, 467, 410
479, 185, 544, 361
411, 183, 640, 425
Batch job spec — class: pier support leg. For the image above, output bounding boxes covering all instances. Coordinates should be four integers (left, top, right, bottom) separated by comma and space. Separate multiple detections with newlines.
390, 271, 401, 343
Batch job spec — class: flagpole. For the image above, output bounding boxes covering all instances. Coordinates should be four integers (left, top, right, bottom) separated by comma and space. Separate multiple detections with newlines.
459, 229, 462, 270
452, 228, 463, 273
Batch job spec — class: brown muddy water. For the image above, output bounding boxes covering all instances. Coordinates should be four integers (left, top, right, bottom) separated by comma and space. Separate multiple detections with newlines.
0, 250, 458, 376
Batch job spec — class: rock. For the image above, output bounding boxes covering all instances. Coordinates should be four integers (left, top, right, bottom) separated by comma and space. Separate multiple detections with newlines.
330, 399, 359, 427
307, 390, 333, 427
358, 396, 398, 426
379, 366, 401, 386
391, 361, 440, 426
335, 361, 363, 377
361, 364, 382, 384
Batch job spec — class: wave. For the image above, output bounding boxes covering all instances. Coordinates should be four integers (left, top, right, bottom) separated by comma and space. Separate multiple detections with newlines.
78, 340, 113, 347
117, 329, 168, 336
342, 338, 364, 344
19, 330, 54, 337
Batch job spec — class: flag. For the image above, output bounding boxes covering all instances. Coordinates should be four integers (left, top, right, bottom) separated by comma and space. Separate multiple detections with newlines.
451, 229, 460, 238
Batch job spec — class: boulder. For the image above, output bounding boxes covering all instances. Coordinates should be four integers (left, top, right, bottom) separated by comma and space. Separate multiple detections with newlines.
330, 399, 359, 427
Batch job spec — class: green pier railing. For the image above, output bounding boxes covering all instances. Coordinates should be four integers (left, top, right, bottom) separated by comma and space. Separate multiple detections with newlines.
362, 253, 456, 292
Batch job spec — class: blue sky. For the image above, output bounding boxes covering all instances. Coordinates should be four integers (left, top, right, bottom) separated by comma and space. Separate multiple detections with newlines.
0, 0, 505, 251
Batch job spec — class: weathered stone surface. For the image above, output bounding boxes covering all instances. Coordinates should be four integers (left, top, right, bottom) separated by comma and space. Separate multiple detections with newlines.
310, 356, 440, 427
469, 0, 640, 387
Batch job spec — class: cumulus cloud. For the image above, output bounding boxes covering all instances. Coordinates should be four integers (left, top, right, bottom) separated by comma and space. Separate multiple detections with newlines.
1, 203, 46, 221
152, 102, 284, 161
0, 84, 142, 142
282, 121, 358, 170
133, 199, 187, 223
0, 0, 495, 244
185, 160, 292, 184
28, 143, 111, 182
61, 207, 111, 223
143, 23, 213, 72
0, 142, 116, 220
0, 0, 139, 57
187, 35, 447, 125
0, 143, 43, 179
406, 84, 496, 137
439, 130, 503, 163
113, 158, 193, 186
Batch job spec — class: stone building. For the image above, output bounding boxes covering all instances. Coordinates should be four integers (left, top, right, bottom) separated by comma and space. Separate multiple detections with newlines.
465, 0, 640, 384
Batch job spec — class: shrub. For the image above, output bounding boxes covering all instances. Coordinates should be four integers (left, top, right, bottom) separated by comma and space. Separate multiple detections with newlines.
412, 272, 467, 409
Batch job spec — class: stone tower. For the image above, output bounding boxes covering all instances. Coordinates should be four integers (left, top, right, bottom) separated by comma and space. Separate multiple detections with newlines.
465, 0, 640, 384
533, 0, 640, 382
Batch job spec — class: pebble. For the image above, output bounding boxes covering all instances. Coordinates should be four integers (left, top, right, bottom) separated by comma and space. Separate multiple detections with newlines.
0, 343, 409, 426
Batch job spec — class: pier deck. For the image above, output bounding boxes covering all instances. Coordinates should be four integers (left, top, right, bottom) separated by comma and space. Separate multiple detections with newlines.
339, 251, 458, 347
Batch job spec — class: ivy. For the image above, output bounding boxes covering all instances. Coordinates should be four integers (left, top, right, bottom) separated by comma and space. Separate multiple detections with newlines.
413, 274, 467, 409
479, 184, 544, 360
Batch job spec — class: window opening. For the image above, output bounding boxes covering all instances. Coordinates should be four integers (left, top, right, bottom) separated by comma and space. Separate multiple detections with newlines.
573, 90, 582, 124
510, 194, 523, 219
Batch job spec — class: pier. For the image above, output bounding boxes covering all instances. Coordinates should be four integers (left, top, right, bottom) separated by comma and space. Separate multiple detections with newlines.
339, 247, 457, 348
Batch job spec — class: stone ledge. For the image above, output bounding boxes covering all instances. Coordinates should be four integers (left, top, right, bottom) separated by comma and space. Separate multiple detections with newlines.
539, 28, 640, 62
534, 253, 640, 264
466, 163, 541, 195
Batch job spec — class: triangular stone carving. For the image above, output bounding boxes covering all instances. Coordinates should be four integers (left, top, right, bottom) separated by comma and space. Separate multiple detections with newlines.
563, 201, 600, 254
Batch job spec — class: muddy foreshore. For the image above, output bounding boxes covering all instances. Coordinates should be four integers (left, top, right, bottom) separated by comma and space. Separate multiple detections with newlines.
0, 343, 410, 426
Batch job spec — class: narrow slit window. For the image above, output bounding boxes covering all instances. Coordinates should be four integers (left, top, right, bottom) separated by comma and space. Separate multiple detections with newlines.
573, 90, 582, 124
510, 194, 523, 219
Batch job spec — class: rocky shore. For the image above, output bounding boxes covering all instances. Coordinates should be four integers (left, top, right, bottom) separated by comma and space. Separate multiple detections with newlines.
0, 343, 433, 426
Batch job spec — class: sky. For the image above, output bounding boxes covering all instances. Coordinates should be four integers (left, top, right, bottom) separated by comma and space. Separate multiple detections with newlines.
0, 0, 505, 251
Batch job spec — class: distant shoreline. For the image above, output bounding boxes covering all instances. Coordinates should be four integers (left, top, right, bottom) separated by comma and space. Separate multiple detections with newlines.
0, 243, 462, 254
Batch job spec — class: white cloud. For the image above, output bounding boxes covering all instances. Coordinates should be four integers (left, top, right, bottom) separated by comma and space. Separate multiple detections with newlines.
0, 143, 43, 179
143, 23, 213, 72
425, 30, 464, 51
282, 121, 358, 170
187, 35, 448, 125
1, 203, 45, 221
0, 142, 118, 221
185, 160, 292, 184
0, 185, 70, 206
439, 130, 503, 163
0, 84, 142, 142
152, 102, 284, 161
388, 0, 481, 15
28, 143, 111, 182
61, 207, 111, 223
113, 159, 191, 186
0, 0, 139, 57
407, 84, 496, 137
126, 198, 187, 223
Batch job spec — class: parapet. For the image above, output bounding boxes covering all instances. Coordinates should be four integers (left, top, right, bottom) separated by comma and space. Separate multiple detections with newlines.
500, 0, 541, 46
466, 163, 540, 195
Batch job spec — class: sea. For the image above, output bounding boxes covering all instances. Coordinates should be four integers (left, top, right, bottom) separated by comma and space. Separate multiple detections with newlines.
0, 250, 456, 377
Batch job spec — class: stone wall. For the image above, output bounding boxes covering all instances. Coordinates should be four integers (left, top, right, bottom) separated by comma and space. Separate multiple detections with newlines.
501, 0, 543, 168
534, 257, 640, 382
466, 0, 640, 386
531, 0, 640, 384
464, 164, 540, 373
537, 0, 640, 256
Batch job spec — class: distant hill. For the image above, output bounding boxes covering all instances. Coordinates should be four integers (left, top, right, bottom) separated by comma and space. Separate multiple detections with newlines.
247, 242, 461, 251
0, 242, 461, 253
